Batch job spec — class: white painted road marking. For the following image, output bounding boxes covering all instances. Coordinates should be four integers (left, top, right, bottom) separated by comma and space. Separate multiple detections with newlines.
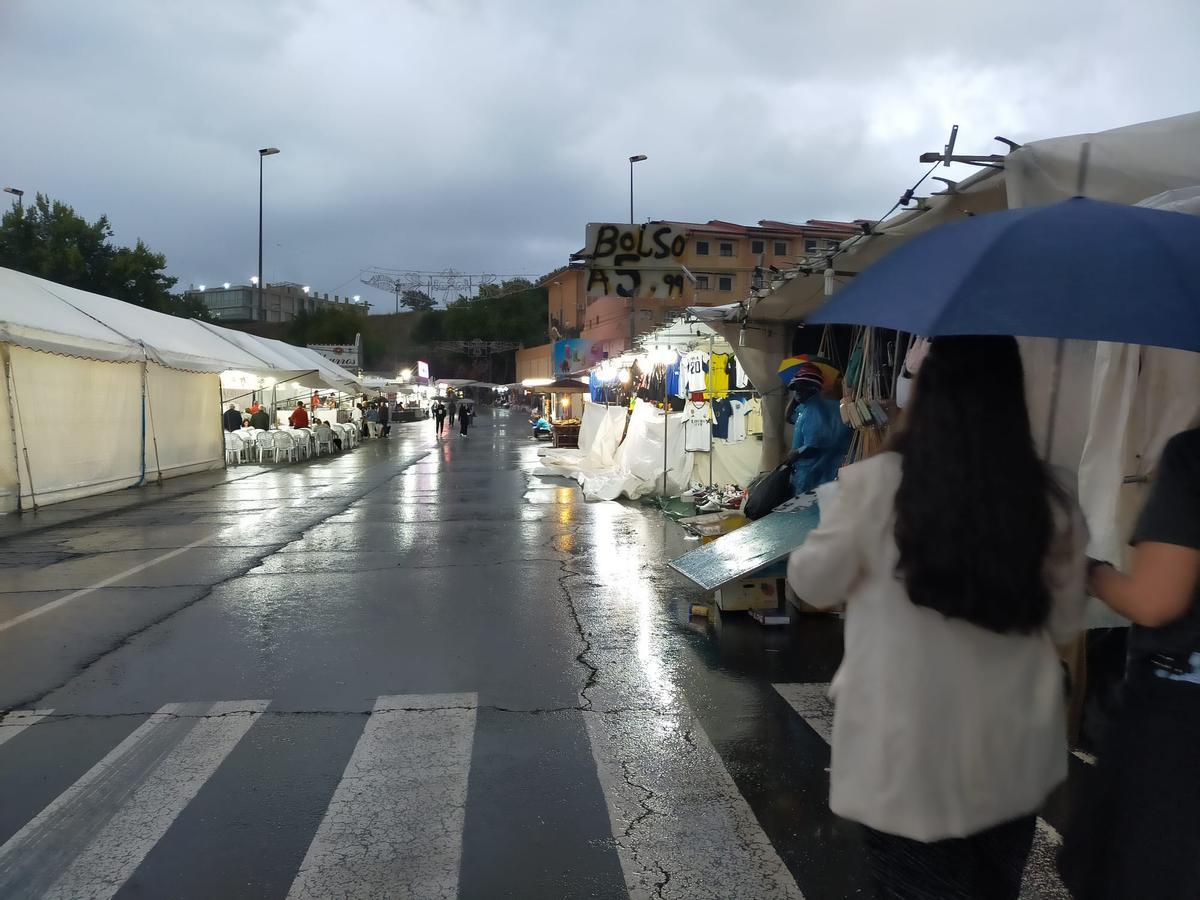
585, 705, 804, 900
0, 708, 54, 747
0, 699, 266, 900
287, 693, 478, 900
0, 536, 211, 633
772, 683, 1071, 900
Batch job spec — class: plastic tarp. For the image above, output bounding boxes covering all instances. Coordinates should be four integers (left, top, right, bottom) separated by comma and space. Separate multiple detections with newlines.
535, 400, 693, 501
692, 438, 761, 490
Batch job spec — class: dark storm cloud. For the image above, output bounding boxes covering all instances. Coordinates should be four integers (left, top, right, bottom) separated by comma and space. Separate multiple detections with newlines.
3, 0, 1198, 309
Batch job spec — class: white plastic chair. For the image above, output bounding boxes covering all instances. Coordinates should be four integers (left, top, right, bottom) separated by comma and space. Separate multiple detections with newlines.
314, 426, 335, 456
262, 431, 297, 463
293, 428, 313, 460
224, 432, 246, 465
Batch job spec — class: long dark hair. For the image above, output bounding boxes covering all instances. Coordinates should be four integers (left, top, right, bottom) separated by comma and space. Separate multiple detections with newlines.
893, 335, 1064, 634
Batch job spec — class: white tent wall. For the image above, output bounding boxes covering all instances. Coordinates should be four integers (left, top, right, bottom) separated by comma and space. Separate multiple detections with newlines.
0, 348, 18, 510
144, 365, 223, 479
1003, 115, 1200, 560
4, 347, 144, 510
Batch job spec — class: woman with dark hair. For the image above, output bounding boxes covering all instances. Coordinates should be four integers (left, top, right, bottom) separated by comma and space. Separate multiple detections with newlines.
787, 335, 1086, 899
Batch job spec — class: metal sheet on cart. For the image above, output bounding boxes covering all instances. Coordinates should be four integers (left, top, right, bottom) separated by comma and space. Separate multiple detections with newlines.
668, 504, 820, 592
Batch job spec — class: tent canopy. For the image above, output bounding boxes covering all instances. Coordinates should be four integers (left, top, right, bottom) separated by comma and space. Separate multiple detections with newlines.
0, 266, 359, 390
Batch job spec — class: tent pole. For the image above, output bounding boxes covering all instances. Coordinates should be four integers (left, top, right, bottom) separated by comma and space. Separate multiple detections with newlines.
144, 361, 164, 484
139, 359, 148, 486
1043, 338, 1066, 462
219, 378, 229, 470
709, 335, 714, 489
662, 362, 669, 498
4, 348, 37, 510
1, 345, 25, 512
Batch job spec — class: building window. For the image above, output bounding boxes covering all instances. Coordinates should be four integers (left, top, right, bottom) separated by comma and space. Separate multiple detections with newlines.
751, 239, 765, 255
825, 239, 839, 250
718, 275, 734, 292
695, 240, 710, 256
719, 242, 734, 257
804, 238, 818, 253
695, 275, 710, 290
774, 241, 788, 255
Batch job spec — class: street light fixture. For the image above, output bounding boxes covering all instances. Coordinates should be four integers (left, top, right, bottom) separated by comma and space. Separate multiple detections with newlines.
198, 284, 206, 291
628, 154, 647, 225
627, 155, 648, 348
223, 282, 231, 289
258, 147, 280, 322
3, 187, 23, 209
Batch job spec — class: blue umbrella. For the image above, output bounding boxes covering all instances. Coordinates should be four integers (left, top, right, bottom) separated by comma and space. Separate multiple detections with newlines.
807, 197, 1200, 353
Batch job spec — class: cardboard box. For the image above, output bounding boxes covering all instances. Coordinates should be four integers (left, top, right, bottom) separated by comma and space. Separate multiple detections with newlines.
715, 577, 783, 612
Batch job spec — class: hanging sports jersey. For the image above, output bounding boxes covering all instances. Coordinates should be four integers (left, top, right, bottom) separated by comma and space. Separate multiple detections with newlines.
711, 397, 733, 439
709, 353, 730, 395
680, 351, 710, 395
727, 398, 751, 443
746, 397, 763, 435
683, 401, 713, 452
726, 356, 750, 389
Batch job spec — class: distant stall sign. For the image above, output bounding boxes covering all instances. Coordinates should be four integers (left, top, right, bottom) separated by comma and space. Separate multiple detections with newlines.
417, 360, 430, 381
584, 223, 688, 299
308, 343, 359, 368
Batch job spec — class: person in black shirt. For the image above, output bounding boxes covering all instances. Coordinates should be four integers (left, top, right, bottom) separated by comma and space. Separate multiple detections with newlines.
1059, 428, 1200, 899
222, 403, 243, 432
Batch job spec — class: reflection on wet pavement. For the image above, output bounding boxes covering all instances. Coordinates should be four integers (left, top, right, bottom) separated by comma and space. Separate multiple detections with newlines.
0, 410, 1073, 898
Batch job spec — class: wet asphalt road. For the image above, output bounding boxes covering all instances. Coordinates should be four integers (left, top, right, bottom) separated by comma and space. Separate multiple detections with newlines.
0, 409, 1078, 898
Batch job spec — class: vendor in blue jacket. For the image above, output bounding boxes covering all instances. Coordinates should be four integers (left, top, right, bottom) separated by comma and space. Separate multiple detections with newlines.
785, 363, 850, 496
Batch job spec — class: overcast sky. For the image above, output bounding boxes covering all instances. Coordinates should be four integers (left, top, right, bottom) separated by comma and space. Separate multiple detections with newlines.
3, 0, 1198, 311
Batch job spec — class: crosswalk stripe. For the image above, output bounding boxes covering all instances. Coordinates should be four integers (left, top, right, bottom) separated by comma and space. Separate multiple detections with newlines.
286, 693, 478, 900
0, 708, 54, 748
585, 706, 805, 899
772, 683, 1070, 900
0, 699, 266, 900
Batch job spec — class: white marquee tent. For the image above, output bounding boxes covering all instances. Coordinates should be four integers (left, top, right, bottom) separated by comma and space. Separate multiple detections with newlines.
0, 267, 359, 512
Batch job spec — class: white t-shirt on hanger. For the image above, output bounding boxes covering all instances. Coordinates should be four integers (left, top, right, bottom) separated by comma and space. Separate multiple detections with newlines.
680, 351, 710, 395
683, 401, 713, 452
727, 398, 751, 443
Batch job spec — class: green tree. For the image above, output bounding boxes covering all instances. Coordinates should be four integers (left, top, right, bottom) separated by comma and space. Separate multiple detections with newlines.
287, 306, 382, 367
401, 289, 436, 312
0, 193, 199, 318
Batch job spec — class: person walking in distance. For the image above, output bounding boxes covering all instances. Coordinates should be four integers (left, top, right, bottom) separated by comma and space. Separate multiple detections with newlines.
379, 399, 391, 438
448, 401, 457, 428
786, 336, 1086, 900
458, 403, 471, 437
433, 402, 446, 436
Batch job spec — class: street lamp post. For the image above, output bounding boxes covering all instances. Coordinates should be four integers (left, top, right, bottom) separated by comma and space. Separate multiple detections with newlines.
3, 187, 24, 209
628, 154, 646, 225
257, 148, 280, 322
627, 155, 647, 349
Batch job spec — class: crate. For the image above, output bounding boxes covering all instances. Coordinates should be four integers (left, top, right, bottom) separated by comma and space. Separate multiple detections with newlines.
715, 577, 784, 612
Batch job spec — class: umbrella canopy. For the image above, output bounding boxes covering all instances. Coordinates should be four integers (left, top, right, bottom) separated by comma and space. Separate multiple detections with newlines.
807, 197, 1200, 353
777, 355, 840, 385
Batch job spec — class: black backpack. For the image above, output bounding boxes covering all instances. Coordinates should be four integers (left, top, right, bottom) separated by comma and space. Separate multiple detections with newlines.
743, 459, 795, 520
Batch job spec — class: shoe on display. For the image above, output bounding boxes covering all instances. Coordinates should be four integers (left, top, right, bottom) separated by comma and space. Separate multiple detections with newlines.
681, 483, 705, 499
697, 498, 721, 513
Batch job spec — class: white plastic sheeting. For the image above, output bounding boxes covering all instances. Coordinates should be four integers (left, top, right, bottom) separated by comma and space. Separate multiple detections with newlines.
535, 400, 693, 501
